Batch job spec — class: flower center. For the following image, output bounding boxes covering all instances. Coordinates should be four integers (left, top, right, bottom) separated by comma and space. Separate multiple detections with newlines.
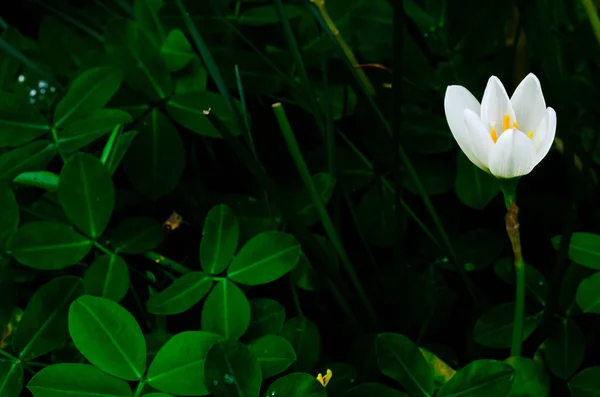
490, 114, 533, 143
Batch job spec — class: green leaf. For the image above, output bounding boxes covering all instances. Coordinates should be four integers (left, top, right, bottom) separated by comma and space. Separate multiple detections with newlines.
201, 279, 250, 340
106, 130, 139, 175
0, 183, 19, 249
147, 272, 213, 315
494, 257, 549, 306
437, 359, 514, 397
576, 271, 600, 313
569, 366, 600, 397
145, 394, 173, 397
403, 154, 454, 196
454, 152, 500, 210
173, 58, 208, 94
54, 67, 123, 127
280, 316, 320, 373
263, 373, 326, 397
110, 217, 164, 254
161, 29, 194, 72
544, 319, 585, 379
134, 0, 166, 48
13, 276, 84, 360
13, 171, 59, 191
473, 303, 543, 348
200, 204, 239, 275
204, 339, 262, 397
27, 363, 131, 397
552, 233, 600, 270
147, 331, 222, 396
57, 109, 132, 153
124, 109, 185, 200
347, 383, 408, 397
0, 140, 57, 183
505, 357, 549, 397
8, 222, 92, 270
248, 334, 296, 379
227, 231, 301, 285
245, 298, 286, 340
166, 92, 240, 138
0, 360, 23, 397
291, 173, 336, 226
57, 152, 115, 237
447, 229, 504, 272
68, 295, 146, 381
0, 90, 49, 147
376, 333, 434, 397
84, 255, 130, 303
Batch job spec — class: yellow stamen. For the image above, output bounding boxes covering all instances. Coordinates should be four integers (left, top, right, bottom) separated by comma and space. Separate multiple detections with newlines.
513, 122, 519, 129
490, 128, 498, 143
527, 131, 533, 139
316, 369, 332, 387
503, 114, 511, 131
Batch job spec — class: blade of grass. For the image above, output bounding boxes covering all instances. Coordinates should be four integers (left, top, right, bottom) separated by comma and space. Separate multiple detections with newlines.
310, 4, 477, 302
272, 102, 380, 328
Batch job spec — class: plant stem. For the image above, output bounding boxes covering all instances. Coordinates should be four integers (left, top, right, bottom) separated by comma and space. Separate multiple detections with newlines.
503, 184, 525, 357
132, 380, 146, 397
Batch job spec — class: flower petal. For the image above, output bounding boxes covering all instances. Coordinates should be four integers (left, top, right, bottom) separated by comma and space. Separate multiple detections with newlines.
488, 129, 537, 178
444, 86, 484, 168
511, 73, 547, 134
464, 108, 494, 170
532, 107, 557, 166
480, 76, 515, 132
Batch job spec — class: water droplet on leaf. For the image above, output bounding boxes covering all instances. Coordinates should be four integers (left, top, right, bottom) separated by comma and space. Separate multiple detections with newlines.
224, 374, 235, 384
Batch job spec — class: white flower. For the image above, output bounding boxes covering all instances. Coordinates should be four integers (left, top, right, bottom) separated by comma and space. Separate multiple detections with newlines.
444, 73, 556, 179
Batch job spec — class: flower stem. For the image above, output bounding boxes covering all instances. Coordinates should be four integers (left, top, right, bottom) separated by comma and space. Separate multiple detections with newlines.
502, 183, 525, 357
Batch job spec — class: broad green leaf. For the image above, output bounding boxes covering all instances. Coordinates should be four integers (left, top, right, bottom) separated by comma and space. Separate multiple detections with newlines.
473, 303, 543, 348
227, 231, 301, 285
0, 360, 23, 397
68, 295, 146, 380
204, 339, 262, 397
147, 331, 221, 396
105, 20, 172, 100
560, 263, 592, 314
145, 394, 172, 397
0, 90, 49, 147
147, 272, 213, 315
173, 58, 208, 94
576, 271, 600, 313
13, 171, 59, 191
376, 333, 434, 397
437, 360, 514, 397
291, 173, 336, 226
494, 257, 549, 305
106, 130, 139, 175
57, 109, 132, 153
84, 255, 130, 303
200, 204, 239, 275
0, 140, 57, 183
201, 279, 250, 340
166, 92, 240, 138
245, 298, 285, 340
263, 373, 326, 397
221, 195, 278, 245
13, 276, 84, 360
454, 152, 500, 210
27, 363, 131, 397
545, 319, 584, 379
161, 29, 194, 72
347, 383, 408, 397
57, 153, 115, 237
110, 217, 164, 254
552, 233, 600, 270
54, 67, 123, 127
0, 184, 19, 249
569, 366, 600, 397
280, 316, 320, 373
8, 222, 92, 270
505, 357, 549, 397
356, 182, 400, 247
447, 229, 504, 272
249, 334, 296, 379
124, 109, 185, 200
134, 0, 166, 48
